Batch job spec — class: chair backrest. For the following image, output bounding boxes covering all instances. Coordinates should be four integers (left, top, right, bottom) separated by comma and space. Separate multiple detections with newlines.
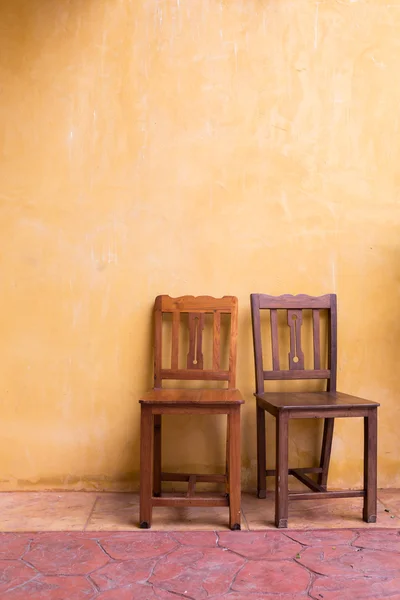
154, 295, 238, 389
250, 293, 337, 394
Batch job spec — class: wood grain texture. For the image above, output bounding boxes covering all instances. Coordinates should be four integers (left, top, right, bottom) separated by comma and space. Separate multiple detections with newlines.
158, 295, 237, 312
254, 390, 379, 410
275, 411, 289, 528
250, 292, 380, 528
187, 313, 204, 369
139, 405, 153, 528
154, 295, 238, 385
289, 490, 365, 501
140, 294, 243, 529
152, 496, 229, 507
312, 309, 321, 370
250, 294, 265, 395
161, 472, 226, 483
228, 406, 241, 529
270, 309, 280, 371
140, 388, 244, 404
187, 474, 196, 497
256, 293, 331, 310
364, 408, 378, 523
287, 309, 305, 370
263, 369, 330, 380
171, 311, 180, 370
213, 311, 221, 370
153, 414, 162, 497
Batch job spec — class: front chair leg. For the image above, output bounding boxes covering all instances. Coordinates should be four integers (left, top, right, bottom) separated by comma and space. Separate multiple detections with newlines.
363, 407, 378, 523
275, 411, 289, 528
153, 414, 162, 497
139, 405, 153, 529
257, 403, 267, 499
225, 414, 230, 497
228, 406, 241, 530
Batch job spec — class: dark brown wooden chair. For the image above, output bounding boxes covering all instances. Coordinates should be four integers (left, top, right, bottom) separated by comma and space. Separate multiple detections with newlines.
251, 293, 379, 528
139, 295, 244, 530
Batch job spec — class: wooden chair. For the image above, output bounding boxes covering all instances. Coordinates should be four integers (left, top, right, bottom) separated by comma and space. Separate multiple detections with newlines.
139, 295, 244, 530
250, 293, 379, 528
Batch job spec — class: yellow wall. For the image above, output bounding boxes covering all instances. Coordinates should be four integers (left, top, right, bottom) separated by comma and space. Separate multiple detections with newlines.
1, 0, 399, 492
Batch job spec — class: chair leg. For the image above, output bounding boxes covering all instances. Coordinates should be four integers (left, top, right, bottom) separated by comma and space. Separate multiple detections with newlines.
225, 414, 230, 496
318, 418, 334, 490
228, 406, 241, 530
153, 414, 162, 497
275, 411, 289, 528
257, 404, 267, 499
363, 408, 378, 523
139, 404, 153, 529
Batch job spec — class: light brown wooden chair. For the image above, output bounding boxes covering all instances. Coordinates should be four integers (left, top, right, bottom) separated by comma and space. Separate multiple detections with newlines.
251, 293, 379, 528
139, 295, 244, 530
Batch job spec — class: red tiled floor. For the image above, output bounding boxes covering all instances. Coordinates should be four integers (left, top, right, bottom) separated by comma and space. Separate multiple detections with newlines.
0, 529, 399, 599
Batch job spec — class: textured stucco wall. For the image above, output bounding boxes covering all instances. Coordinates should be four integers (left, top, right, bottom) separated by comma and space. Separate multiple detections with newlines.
0, 0, 399, 491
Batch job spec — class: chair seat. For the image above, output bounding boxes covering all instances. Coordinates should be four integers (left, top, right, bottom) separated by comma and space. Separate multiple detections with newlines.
140, 388, 244, 405
255, 390, 379, 411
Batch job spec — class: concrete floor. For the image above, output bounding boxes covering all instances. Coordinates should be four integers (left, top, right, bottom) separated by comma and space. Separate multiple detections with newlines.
0, 490, 399, 531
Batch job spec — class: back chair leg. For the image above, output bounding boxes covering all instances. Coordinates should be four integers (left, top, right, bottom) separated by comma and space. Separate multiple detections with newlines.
363, 408, 378, 523
153, 414, 162, 497
228, 407, 241, 530
225, 415, 230, 497
275, 412, 289, 528
140, 405, 153, 529
257, 404, 267, 499
318, 418, 335, 490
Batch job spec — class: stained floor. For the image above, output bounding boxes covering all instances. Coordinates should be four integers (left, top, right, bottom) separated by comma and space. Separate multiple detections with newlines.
1, 528, 400, 599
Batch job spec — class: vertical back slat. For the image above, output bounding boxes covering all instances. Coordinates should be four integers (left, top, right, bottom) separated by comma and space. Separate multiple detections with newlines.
196, 313, 205, 369
228, 299, 238, 388
213, 310, 221, 370
187, 312, 204, 369
287, 309, 305, 370
251, 295, 265, 394
154, 297, 163, 388
312, 309, 321, 370
270, 309, 280, 371
328, 295, 337, 392
171, 311, 180, 369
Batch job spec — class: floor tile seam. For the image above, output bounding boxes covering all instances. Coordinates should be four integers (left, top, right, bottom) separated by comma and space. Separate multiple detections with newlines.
151, 582, 197, 600
1, 572, 40, 595
84, 496, 100, 531
148, 547, 215, 599
19, 556, 41, 575
303, 559, 317, 599
18, 536, 35, 561
145, 539, 183, 586
241, 504, 250, 531
87, 572, 102, 594
95, 539, 117, 562
293, 556, 329, 579
227, 556, 249, 594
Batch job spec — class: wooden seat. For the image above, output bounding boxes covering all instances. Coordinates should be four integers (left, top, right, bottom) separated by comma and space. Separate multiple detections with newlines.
251, 293, 379, 528
140, 388, 243, 405
139, 295, 244, 530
